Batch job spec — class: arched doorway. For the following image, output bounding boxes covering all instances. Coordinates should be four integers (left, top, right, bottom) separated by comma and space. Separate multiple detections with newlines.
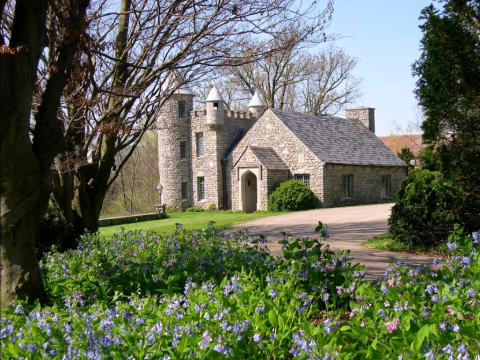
242, 171, 258, 213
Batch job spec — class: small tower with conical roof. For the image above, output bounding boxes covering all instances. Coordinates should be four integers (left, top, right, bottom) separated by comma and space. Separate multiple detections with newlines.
206, 86, 226, 125
248, 91, 267, 119
157, 77, 195, 209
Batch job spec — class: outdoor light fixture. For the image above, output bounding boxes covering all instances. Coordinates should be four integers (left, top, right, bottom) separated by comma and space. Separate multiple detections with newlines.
156, 182, 163, 204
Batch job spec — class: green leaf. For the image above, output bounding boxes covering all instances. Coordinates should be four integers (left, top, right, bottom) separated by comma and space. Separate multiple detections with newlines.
268, 309, 277, 326
367, 345, 382, 360
177, 333, 188, 353
400, 311, 413, 331
414, 324, 430, 352
278, 314, 285, 330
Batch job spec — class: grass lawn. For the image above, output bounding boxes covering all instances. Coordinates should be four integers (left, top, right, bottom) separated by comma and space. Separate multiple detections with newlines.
98, 210, 287, 239
361, 232, 410, 252
362, 232, 445, 256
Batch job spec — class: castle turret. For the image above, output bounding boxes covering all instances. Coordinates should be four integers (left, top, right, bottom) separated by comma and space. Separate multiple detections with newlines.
157, 79, 195, 209
248, 91, 267, 118
206, 86, 225, 125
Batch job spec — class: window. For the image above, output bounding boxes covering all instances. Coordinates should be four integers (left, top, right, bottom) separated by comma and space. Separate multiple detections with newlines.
342, 174, 353, 198
197, 177, 205, 200
180, 141, 187, 159
181, 182, 188, 200
213, 102, 219, 109
178, 100, 186, 118
295, 174, 310, 188
196, 132, 204, 156
382, 175, 391, 197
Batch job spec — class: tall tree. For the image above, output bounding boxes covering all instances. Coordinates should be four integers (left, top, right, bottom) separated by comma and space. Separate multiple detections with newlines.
0, 0, 90, 305
48, 0, 334, 235
228, 38, 363, 114
390, 0, 480, 245
229, 24, 320, 110
301, 45, 363, 116
412, 0, 480, 231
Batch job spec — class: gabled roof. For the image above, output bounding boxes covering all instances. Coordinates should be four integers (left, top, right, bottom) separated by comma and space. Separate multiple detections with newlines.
269, 109, 407, 167
249, 146, 288, 170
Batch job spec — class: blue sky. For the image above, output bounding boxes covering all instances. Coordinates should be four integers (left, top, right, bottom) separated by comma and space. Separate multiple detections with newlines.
323, 0, 437, 135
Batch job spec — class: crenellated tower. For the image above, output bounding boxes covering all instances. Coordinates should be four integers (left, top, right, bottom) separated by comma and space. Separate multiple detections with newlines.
157, 82, 195, 210
248, 91, 267, 118
158, 84, 266, 211
205, 86, 226, 125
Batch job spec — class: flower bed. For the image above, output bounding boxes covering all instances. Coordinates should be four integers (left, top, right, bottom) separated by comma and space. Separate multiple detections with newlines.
1, 223, 479, 359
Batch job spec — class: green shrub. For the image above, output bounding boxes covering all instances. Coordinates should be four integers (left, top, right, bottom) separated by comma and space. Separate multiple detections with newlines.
268, 179, 316, 212
186, 206, 205, 212
36, 202, 78, 260
389, 169, 465, 249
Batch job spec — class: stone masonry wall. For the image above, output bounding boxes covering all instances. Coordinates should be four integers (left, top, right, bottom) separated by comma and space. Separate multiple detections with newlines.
323, 164, 406, 207
345, 107, 375, 133
157, 95, 193, 210
190, 110, 256, 209
229, 110, 324, 210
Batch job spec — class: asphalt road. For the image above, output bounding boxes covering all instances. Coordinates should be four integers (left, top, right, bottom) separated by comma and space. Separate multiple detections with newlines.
223, 204, 436, 280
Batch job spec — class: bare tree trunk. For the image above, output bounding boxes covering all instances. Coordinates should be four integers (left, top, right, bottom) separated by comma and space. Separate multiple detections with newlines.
0, 0, 89, 305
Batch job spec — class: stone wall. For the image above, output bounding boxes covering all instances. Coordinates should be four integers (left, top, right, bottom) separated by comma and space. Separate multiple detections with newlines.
190, 109, 256, 209
323, 164, 406, 207
229, 109, 323, 210
157, 95, 194, 210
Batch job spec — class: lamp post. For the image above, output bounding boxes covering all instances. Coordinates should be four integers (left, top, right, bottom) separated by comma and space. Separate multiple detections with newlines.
156, 183, 163, 205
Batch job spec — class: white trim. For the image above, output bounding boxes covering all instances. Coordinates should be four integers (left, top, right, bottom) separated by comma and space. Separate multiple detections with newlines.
238, 168, 261, 212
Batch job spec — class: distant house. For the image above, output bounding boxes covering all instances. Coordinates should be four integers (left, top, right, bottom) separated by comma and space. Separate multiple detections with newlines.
157, 85, 408, 212
378, 134, 424, 166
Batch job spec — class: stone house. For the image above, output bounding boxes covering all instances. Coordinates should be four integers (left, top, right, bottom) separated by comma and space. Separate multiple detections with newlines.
157, 85, 407, 212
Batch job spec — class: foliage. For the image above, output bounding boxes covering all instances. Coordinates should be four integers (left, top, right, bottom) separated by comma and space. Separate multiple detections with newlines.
36, 203, 78, 261
186, 206, 206, 212
411, 0, 480, 236
389, 169, 467, 249
268, 180, 316, 212
396, 147, 415, 169
2, 224, 479, 358
101, 132, 159, 217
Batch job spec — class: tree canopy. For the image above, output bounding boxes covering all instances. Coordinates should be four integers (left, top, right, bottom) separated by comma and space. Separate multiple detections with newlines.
390, 0, 480, 247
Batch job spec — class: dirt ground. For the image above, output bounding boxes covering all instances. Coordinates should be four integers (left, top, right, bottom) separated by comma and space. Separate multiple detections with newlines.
223, 204, 437, 280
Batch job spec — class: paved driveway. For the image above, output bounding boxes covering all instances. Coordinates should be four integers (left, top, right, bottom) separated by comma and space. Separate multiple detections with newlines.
223, 204, 436, 280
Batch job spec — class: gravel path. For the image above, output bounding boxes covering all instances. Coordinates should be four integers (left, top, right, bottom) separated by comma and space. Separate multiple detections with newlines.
223, 204, 436, 280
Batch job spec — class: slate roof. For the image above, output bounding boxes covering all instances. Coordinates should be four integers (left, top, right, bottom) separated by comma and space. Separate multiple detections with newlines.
270, 109, 407, 167
249, 146, 289, 170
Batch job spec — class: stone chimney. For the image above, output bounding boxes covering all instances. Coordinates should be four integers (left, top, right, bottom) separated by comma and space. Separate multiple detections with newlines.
345, 107, 375, 133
